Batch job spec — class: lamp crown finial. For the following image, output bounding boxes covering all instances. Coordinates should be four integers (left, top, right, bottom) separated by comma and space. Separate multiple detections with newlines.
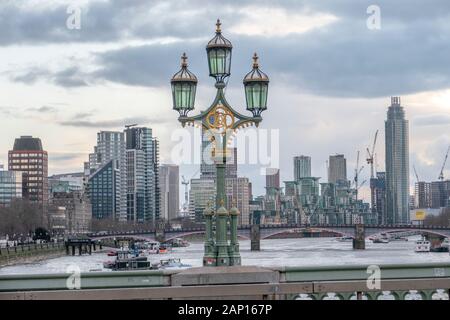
216, 19, 221, 33
181, 52, 188, 67
252, 52, 259, 68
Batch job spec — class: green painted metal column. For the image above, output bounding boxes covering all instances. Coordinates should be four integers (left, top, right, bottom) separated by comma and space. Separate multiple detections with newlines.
215, 205, 230, 266
212, 133, 230, 266
229, 206, 241, 265
203, 205, 217, 266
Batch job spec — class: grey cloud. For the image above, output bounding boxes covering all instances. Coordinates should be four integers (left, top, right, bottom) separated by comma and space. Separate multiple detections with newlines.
49, 152, 86, 162
11, 66, 89, 87
0, 0, 246, 46
27, 105, 57, 113
5, 0, 450, 98
59, 116, 155, 128
1, 0, 449, 46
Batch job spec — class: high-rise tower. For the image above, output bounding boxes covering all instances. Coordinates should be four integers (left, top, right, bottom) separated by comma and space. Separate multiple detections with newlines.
385, 97, 410, 224
294, 156, 311, 181
328, 154, 347, 184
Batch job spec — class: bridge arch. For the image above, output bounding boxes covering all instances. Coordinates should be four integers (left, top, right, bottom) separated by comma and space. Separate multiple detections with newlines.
262, 228, 348, 240
165, 231, 250, 242
91, 235, 156, 242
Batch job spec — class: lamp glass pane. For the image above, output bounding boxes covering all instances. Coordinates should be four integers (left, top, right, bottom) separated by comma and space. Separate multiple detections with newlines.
245, 85, 254, 110
172, 82, 196, 110
251, 83, 262, 109
208, 48, 230, 76
260, 84, 268, 109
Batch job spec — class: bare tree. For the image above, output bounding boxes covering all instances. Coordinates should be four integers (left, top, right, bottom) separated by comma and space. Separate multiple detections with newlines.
424, 208, 450, 227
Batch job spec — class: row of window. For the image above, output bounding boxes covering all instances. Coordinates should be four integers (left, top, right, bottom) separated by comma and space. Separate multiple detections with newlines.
10, 158, 44, 163
9, 165, 45, 170
10, 153, 46, 158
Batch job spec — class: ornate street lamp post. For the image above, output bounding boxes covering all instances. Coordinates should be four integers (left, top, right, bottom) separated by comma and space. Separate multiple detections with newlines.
170, 20, 269, 267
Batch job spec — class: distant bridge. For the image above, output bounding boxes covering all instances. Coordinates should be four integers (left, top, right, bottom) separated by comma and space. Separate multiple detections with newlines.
87, 224, 450, 242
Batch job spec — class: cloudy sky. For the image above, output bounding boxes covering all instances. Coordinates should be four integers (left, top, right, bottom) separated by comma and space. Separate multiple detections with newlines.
1, 0, 450, 203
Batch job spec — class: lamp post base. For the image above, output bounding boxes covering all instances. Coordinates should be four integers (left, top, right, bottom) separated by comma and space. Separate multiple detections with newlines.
229, 255, 241, 266
203, 257, 217, 266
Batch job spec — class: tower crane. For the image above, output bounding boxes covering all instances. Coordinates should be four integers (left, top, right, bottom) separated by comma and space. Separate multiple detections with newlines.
353, 150, 364, 202
125, 123, 138, 129
366, 130, 378, 179
366, 130, 378, 214
438, 145, 450, 181
180, 169, 200, 217
413, 165, 420, 183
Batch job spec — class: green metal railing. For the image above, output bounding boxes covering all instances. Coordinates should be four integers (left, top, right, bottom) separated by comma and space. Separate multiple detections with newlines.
0, 263, 449, 300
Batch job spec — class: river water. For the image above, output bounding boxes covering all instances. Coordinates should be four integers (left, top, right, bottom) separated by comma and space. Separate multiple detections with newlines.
1, 236, 449, 275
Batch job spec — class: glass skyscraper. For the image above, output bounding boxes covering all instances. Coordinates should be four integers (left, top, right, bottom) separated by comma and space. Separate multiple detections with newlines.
0, 170, 22, 206
385, 97, 410, 224
124, 127, 160, 223
88, 160, 118, 219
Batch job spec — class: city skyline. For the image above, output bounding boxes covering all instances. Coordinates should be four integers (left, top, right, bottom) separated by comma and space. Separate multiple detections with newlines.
0, 1, 450, 202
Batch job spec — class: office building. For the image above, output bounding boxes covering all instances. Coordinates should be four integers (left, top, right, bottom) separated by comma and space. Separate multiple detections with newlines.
87, 160, 119, 220
87, 131, 125, 173
385, 97, 410, 224
265, 168, 280, 189
86, 131, 124, 221
0, 169, 22, 206
189, 178, 216, 221
414, 181, 431, 209
159, 164, 179, 221
124, 126, 160, 223
226, 177, 250, 225
50, 191, 91, 234
372, 172, 387, 224
328, 154, 347, 184
294, 156, 311, 181
8, 136, 48, 205
430, 180, 450, 208
49, 172, 84, 193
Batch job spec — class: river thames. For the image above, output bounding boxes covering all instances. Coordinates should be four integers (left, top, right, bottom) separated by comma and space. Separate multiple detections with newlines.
1, 236, 450, 275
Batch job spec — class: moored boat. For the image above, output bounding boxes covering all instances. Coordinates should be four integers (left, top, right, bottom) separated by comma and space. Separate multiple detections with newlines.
372, 237, 389, 244
335, 236, 354, 242
414, 238, 431, 252
103, 249, 156, 271
157, 258, 191, 269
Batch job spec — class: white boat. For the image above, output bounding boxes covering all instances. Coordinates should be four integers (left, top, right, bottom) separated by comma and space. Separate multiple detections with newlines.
135, 241, 160, 256
372, 237, 389, 244
441, 238, 450, 250
336, 236, 354, 242
415, 238, 431, 252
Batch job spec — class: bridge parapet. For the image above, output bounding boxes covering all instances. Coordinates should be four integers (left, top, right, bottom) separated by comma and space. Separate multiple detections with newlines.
1, 262, 449, 300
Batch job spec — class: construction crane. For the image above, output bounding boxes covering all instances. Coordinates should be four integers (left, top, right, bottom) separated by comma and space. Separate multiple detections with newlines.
413, 165, 420, 183
366, 130, 378, 179
180, 169, 200, 217
438, 145, 450, 181
125, 123, 138, 129
181, 175, 190, 216
353, 150, 364, 201
366, 130, 378, 215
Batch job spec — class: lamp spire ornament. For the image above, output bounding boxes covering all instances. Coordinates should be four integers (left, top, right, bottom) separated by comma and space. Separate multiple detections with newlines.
216, 19, 222, 33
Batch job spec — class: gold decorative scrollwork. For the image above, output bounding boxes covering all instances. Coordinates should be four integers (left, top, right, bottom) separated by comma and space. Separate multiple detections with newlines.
205, 104, 235, 132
